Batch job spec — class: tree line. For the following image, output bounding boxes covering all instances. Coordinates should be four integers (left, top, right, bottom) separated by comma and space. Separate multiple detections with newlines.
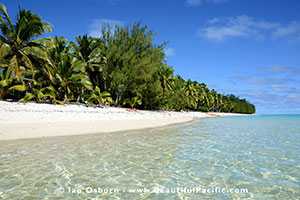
0, 4, 255, 114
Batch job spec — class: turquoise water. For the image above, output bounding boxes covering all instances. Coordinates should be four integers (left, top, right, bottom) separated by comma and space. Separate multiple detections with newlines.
0, 115, 299, 199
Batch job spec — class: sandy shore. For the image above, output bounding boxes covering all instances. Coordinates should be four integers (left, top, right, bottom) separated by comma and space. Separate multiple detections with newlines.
0, 101, 244, 140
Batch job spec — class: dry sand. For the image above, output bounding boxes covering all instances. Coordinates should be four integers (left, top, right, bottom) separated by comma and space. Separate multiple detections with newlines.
0, 101, 244, 140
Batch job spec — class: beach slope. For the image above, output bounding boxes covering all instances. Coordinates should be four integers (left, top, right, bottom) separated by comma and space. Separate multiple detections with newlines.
0, 101, 242, 140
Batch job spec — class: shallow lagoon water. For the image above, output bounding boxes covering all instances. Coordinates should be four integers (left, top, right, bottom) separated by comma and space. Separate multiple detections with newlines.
0, 115, 299, 199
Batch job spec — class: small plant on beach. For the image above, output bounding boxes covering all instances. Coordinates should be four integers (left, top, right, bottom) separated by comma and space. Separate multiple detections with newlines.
20, 86, 57, 103
86, 86, 112, 106
123, 96, 142, 109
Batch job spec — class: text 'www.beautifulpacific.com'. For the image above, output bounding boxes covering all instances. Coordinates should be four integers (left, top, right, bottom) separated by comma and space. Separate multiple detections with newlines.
65, 186, 249, 195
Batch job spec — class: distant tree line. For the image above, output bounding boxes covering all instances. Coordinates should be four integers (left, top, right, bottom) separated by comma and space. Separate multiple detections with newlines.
0, 4, 255, 114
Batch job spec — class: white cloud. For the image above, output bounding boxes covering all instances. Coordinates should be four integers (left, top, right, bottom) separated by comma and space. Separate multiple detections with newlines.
186, 0, 228, 7
199, 15, 300, 41
88, 19, 123, 37
230, 65, 300, 113
165, 47, 175, 57
199, 15, 279, 41
267, 66, 300, 75
272, 22, 300, 39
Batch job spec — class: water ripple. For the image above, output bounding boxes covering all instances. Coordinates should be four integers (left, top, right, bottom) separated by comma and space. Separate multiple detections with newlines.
0, 116, 299, 199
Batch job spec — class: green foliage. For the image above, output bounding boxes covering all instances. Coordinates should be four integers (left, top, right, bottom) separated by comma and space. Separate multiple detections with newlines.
0, 3, 51, 80
0, 3, 255, 114
86, 86, 112, 106
97, 23, 165, 109
123, 96, 142, 109
9, 84, 27, 92
45, 37, 93, 103
20, 86, 57, 103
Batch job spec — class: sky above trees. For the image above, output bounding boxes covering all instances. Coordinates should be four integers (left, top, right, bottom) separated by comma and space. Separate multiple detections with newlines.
3, 0, 300, 114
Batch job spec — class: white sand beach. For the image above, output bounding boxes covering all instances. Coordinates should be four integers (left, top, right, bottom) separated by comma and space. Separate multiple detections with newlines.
0, 101, 244, 140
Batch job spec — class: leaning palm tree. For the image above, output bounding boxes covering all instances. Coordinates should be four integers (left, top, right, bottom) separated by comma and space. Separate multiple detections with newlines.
0, 3, 51, 81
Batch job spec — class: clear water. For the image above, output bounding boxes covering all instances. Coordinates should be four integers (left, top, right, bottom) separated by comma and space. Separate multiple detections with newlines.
0, 115, 299, 199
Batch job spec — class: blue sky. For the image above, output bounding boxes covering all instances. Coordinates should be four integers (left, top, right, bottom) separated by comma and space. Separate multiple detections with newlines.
3, 0, 300, 114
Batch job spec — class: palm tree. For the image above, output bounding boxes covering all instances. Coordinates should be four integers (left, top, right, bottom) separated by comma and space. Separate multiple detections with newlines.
159, 64, 174, 98
46, 37, 93, 103
195, 83, 209, 111
166, 75, 189, 111
0, 4, 52, 81
184, 79, 199, 109
74, 35, 107, 90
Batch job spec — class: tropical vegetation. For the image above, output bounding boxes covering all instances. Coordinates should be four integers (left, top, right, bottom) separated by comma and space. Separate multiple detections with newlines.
0, 3, 255, 114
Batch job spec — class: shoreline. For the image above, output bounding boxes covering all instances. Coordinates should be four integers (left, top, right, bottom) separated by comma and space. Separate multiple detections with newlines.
0, 101, 245, 141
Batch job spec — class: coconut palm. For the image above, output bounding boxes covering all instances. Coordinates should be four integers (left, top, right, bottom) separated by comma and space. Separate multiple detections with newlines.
74, 35, 107, 90
184, 80, 199, 109
46, 37, 93, 103
159, 64, 174, 97
0, 3, 51, 80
